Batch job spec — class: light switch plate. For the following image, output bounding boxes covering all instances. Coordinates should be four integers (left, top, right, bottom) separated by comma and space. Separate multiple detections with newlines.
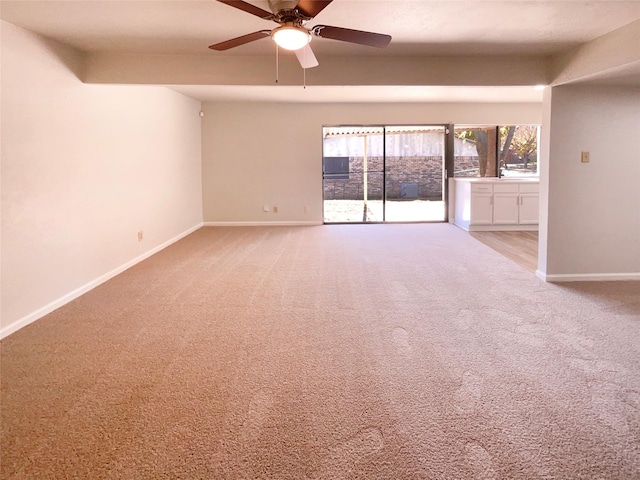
581, 151, 590, 163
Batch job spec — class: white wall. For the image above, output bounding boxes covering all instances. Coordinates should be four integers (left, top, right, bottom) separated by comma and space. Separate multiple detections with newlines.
552, 19, 640, 86
85, 53, 549, 87
537, 87, 553, 275
201, 101, 542, 224
1, 21, 204, 336
539, 84, 640, 280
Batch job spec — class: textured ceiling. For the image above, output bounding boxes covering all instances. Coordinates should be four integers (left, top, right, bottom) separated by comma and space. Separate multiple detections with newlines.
2, 0, 639, 56
2, 1, 639, 101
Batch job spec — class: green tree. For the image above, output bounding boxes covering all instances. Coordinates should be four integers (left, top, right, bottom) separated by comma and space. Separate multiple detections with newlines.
498, 126, 516, 170
511, 126, 537, 169
457, 127, 515, 177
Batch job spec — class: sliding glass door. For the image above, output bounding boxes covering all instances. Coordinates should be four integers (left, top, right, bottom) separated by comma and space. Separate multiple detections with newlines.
384, 126, 446, 222
322, 126, 384, 223
323, 125, 447, 223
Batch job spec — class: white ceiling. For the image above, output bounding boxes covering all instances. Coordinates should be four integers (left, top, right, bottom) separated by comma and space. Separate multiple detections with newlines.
2, 0, 639, 102
2, 0, 639, 56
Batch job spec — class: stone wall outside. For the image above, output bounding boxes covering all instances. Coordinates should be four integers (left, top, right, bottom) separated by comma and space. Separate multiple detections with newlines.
324, 156, 480, 200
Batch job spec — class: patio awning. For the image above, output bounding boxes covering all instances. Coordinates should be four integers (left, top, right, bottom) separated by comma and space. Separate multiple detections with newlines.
323, 126, 445, 138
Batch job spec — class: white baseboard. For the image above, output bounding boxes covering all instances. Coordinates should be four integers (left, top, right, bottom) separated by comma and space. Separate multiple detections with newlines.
536, 270, 640, 282
203, 221, 322, 227
468, 224, 539, 232
0, 223, 203, 340
452, 222, 539, 232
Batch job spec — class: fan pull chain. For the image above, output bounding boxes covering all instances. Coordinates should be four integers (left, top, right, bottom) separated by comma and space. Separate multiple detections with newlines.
275, 44, 279, 84
303, 48, 306, 89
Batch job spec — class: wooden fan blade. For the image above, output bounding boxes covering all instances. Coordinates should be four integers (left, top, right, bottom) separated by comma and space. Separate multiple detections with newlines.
295, 44, 319, 69
209, 30, 271, 51
311, 25, 391, 48
217, 0, 275, 20
295, 0, 333, 18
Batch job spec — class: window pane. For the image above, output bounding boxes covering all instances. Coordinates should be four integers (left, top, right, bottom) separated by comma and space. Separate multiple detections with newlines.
322, 126, 384, 223
384, 126, 446, 222
499, 125, 539, 178
454, 126, 498, 177
323, 157, 350, 180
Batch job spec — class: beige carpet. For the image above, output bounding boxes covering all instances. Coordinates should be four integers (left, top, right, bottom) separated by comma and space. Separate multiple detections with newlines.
2, 224, 639, 479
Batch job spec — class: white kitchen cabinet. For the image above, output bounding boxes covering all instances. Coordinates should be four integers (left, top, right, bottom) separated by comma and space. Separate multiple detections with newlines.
518, 183, 540, 225
469, 183, 493, 225
451, 178, 539, 231
519, 195, 540, 224
493, 193, 520, 224
492, 183, 520, 225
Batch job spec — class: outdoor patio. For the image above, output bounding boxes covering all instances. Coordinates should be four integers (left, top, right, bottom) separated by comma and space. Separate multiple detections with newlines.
324, 199, 445, 223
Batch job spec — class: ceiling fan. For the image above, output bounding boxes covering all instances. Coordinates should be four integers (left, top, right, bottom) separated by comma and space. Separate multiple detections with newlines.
209, 0, 392, 69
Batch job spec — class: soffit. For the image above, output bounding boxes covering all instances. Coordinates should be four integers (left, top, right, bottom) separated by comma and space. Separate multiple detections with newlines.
2, 1, 638, 101
169, 85, 544, 103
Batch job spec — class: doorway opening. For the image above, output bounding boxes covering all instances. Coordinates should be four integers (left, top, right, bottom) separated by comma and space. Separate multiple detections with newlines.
322, 125, 451, 223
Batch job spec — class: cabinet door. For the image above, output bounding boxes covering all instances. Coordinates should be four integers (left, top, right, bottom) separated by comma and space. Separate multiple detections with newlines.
519, 193, 539, 224
470, 193, 493, 225
493, 193, 519, 224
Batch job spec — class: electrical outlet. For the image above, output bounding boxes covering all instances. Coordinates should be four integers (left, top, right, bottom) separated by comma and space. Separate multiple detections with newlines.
137, 231, 144, 242
263, 204, 270, 212
304, 205, 310, 213
273, 206, 279, 214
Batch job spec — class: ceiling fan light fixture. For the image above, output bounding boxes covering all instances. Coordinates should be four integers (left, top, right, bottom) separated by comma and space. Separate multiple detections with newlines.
272, 26, 311, 51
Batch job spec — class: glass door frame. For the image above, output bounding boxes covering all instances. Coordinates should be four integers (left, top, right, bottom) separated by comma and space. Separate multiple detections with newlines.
322, 123, 454, 224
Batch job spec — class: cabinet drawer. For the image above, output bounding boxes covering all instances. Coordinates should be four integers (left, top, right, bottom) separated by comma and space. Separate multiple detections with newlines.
519, 183, 539, 193
493, 183, 519, 193
471, 184, 493, 193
